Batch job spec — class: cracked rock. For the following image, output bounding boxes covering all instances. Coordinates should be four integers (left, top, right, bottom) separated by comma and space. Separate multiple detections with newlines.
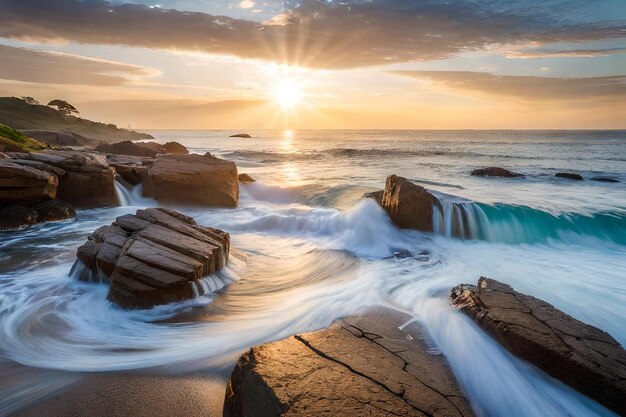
451, 277, 626, 416
224, 307, 474, 417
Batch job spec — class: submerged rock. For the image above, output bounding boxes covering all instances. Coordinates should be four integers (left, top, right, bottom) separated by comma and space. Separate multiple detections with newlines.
225, 307, 474, 417
591, 176, 619, 183
74, 208, 230, 309
238, 173, 255, 183
375, 175, 436, 232
34, 199, 76, 223
451, 277, 626, 415
229, 133, 252, 138
143, 154, 239, 207
471, 167, 524, 178
555, 172, 583, 180
0, 205, 39, 230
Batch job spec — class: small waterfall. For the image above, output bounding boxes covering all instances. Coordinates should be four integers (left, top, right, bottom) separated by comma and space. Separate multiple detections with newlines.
114, 179, 132, 206
432, 194, 488, 240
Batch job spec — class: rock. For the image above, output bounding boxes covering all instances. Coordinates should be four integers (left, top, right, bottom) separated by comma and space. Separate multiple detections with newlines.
96, 141, 164, 157
364, 189, 383, 203
450, 277, 626, 416
375, 175, 436, 231
142, 154, 239, 207
0, 160, 58, 205
21, 130, 96, 147
229, 133, 251, 138
162, 141, 188, 154
470, 167, 524, 178
34, 200, 76, 223
591, 176, 619, 183
238, 173, 255, 183
224, 307, 474, 417
113, 164, 149, 186
74, 208, 230, 308
555, 172, 583, 180
26, 150, 118, 207
0, 205, 38, 230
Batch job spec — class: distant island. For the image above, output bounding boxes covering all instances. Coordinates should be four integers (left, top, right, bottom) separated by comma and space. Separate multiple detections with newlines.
0, 96, 153, 144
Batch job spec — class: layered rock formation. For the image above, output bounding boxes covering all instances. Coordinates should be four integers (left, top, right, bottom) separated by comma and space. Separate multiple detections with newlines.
225, 308, 474, 417
451, 277, 626, 415
96, 140, 188, 157
143, 154, 239, 207
470, 167, 524, 178
368, 175, 437, 232
74, 208, 230, 308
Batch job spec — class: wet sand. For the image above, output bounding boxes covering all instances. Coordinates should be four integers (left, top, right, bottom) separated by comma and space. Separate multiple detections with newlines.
13, 373, 226, 417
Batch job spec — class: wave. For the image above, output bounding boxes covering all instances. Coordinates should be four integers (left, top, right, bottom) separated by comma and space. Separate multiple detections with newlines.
432, 194, 626, 245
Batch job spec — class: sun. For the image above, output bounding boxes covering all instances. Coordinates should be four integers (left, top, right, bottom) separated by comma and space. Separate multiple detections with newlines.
274, 79, 303, 110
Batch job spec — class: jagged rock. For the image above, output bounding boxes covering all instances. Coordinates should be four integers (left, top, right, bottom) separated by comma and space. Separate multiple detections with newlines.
34, 200, 76, 223
229, 133, 251, 138
224, 307, 474, 417
374, 175, 436, 231
74, 208, 230, 308
238, 173, 255, 183
451, 277, 626, 416
591, 177, 619, 183
0, 160, 58, 205
555, 172, 583, 180
364, 189, 383, 203
142, 154, 239, 207
470, 167, 524, 178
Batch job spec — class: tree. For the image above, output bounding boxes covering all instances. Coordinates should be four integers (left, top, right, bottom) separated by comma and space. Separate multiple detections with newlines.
21, 96, 40, 105
48, 99, 79, 115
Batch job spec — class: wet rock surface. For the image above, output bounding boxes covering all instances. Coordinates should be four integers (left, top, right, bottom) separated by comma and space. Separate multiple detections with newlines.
374, 175, 436, 232
142, 154, 239, 207
470, 167, 524, 178
224, 307, 474, 417
74, 208, 230, 309
237, 173, 255, 183
591, 176, 619, 183
450, 277, 626, 415
555, 172, 583, 180
230, 133, 252, 138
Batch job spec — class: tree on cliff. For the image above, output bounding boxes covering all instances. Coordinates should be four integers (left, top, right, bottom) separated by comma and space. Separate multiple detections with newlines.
21, 96, 40, 105
48, 99, 79, 116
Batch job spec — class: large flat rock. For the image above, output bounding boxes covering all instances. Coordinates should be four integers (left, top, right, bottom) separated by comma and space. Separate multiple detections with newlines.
451, 277, 626, 415
74, 208, 230, 308
142, 154, 239, 207
0, 160, 58, 204
224, 308, 474, 417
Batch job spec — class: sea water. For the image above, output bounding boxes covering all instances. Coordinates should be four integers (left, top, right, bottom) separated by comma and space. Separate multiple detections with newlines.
1, 130, 625, 416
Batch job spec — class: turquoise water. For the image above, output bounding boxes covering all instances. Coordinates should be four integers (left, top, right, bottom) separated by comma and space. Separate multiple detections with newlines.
1, 130, 625, 416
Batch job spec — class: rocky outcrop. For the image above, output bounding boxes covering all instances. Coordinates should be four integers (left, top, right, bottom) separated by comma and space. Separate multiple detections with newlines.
34, 200, 76, 223
96, 141, 188, 157
238, 173, 255, 183
470, 167, 524, 178
0, 160, 58, 204
24, 151, 117, 207
21, 130, 96, 147
0, 200, 76, 230
450, 277, 626, 416
372, 175, 436, 232
143, 154, 239, 207
555, 172, 583, 180
225, 307, 474, 417
229, 133, 251, 138
74, 208, 230, 308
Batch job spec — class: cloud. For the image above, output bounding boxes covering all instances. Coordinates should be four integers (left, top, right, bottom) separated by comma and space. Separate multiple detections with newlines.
0, 44, 159, 86
239, 0, 254, 9
0, 0, 624, 69
392, 70, 626, 102
507, 47, 626, 58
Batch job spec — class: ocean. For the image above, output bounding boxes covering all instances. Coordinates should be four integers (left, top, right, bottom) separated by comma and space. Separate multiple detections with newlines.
1, 130, 625, 416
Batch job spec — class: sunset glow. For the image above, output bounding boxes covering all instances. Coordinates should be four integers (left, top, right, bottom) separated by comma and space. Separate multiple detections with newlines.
273, 79, 303, 110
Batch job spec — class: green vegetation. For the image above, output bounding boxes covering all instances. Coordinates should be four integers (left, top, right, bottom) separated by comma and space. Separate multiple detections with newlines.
0, 123, 49, 152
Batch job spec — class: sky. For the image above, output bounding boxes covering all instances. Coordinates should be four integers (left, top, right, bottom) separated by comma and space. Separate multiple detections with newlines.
0, 0, 625, 129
